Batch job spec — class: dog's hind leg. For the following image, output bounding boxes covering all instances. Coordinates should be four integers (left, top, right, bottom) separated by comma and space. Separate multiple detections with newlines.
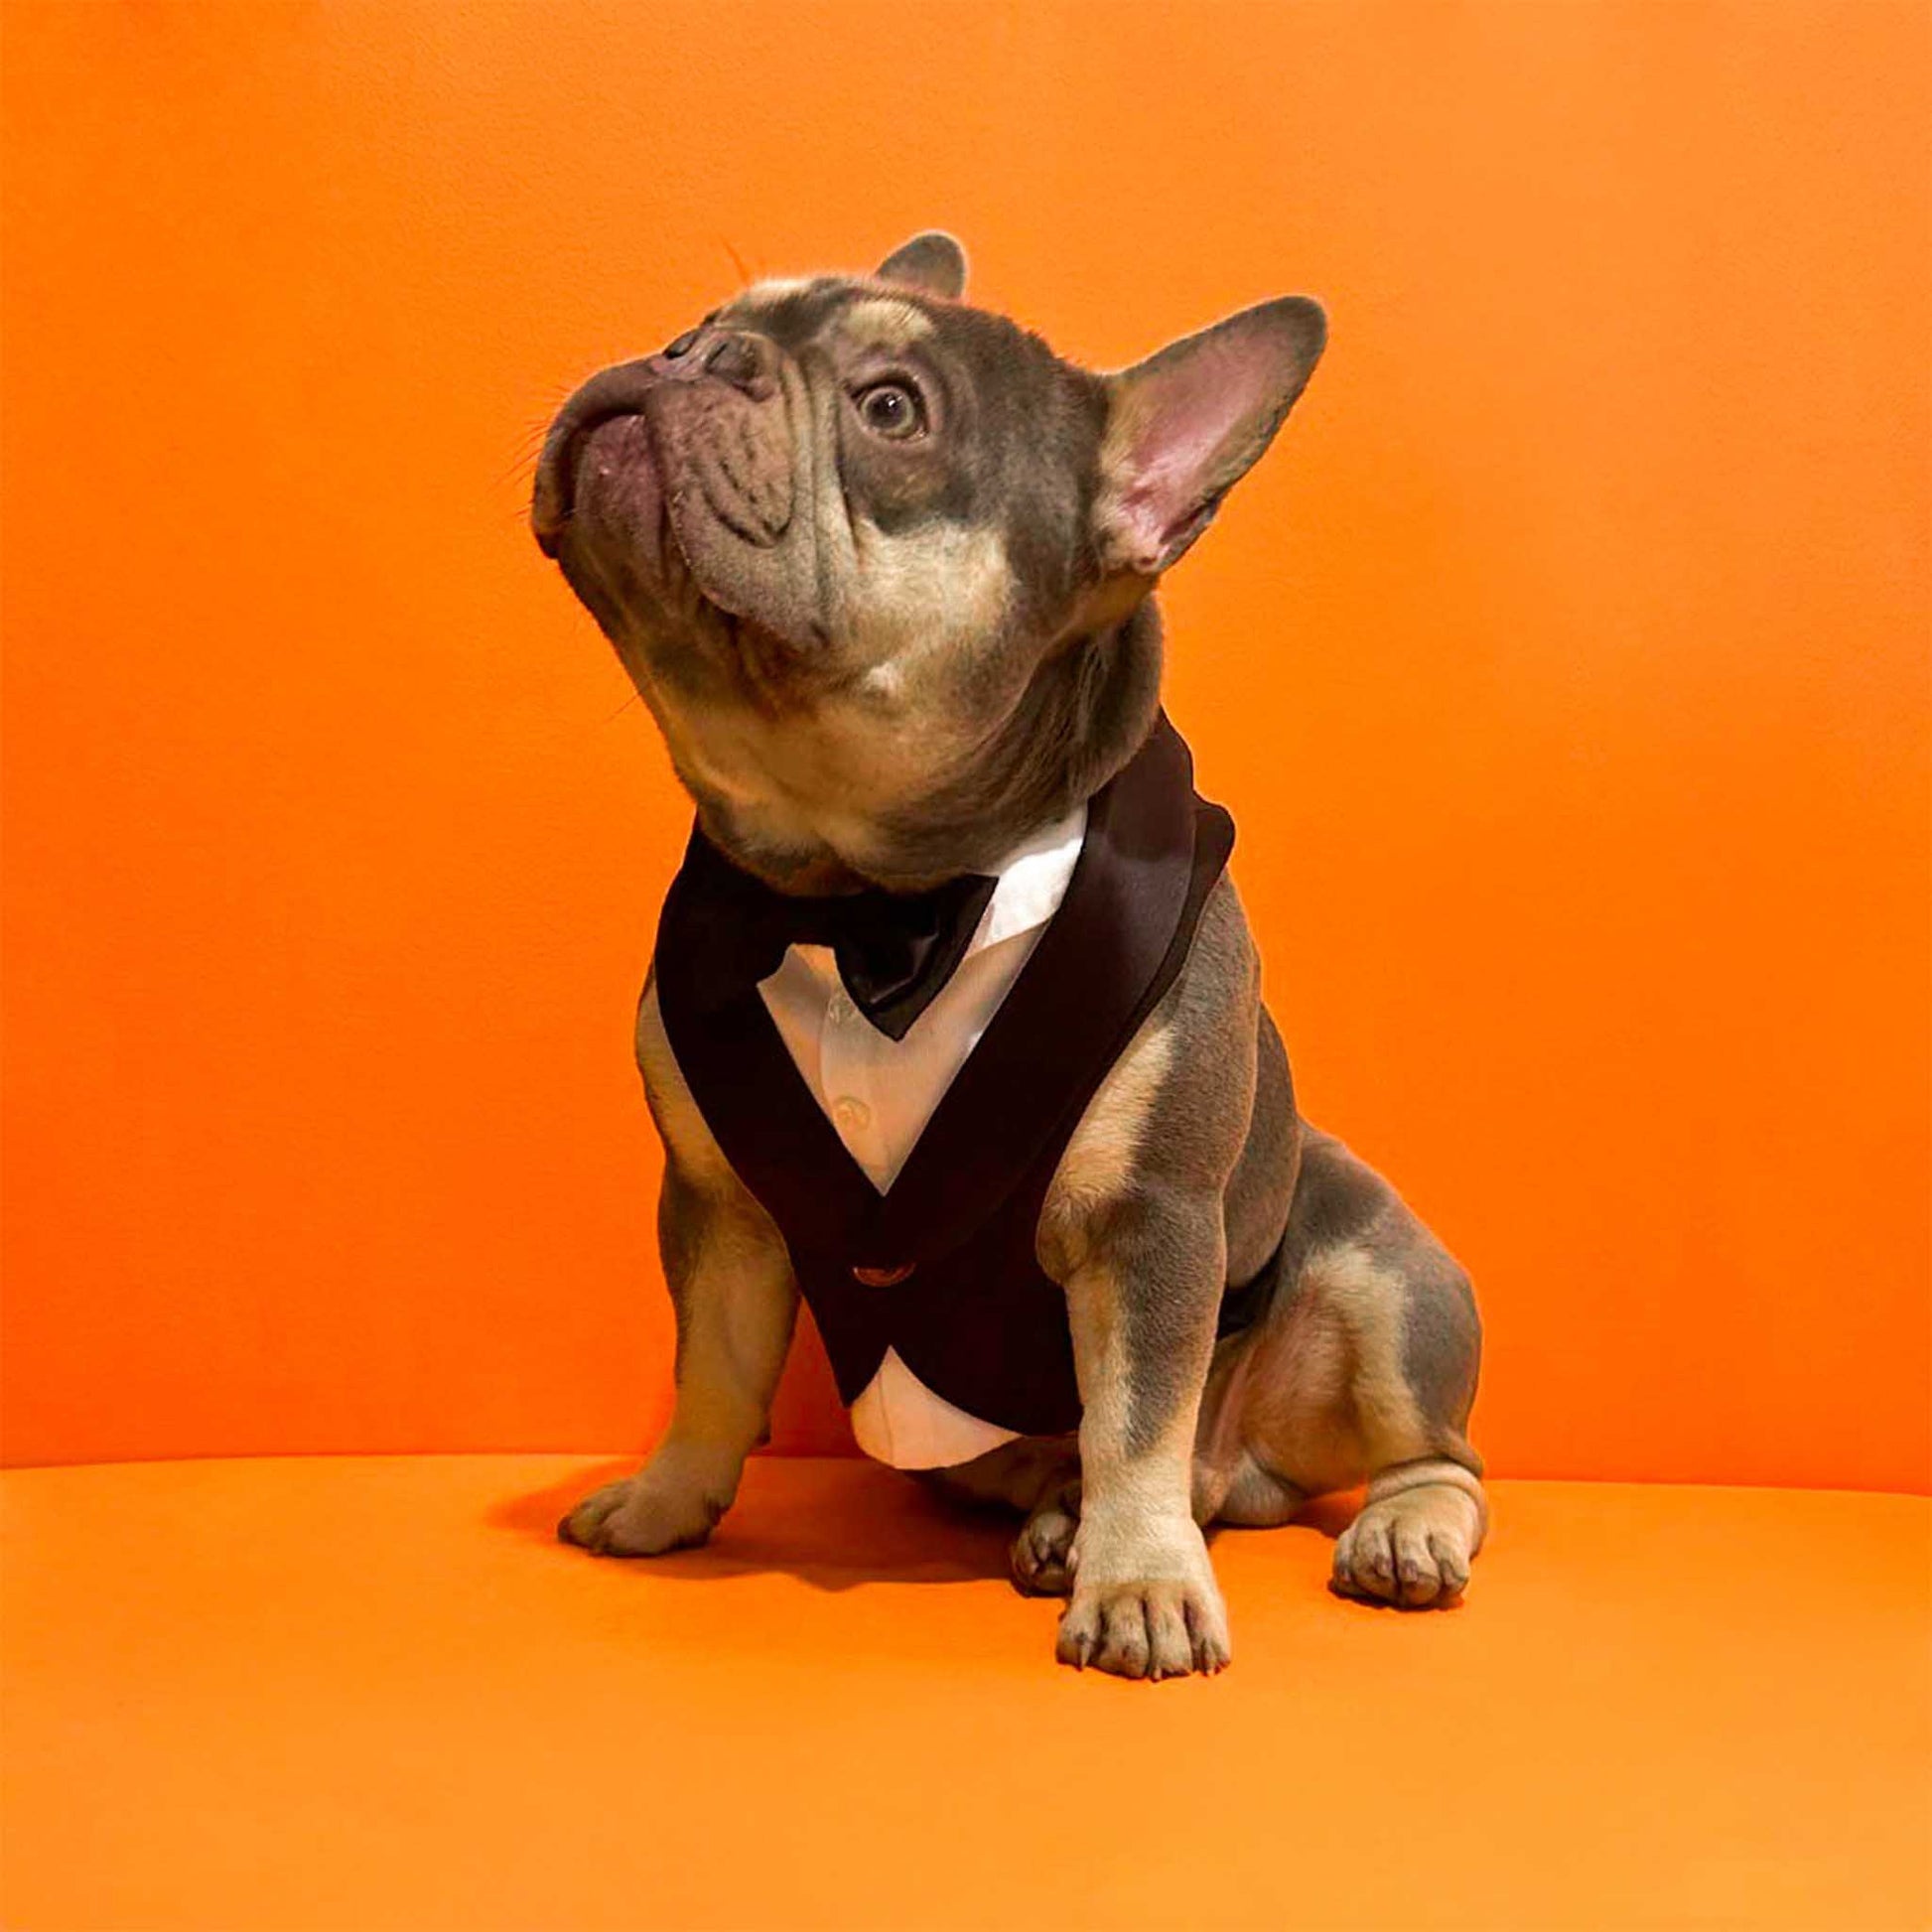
919, 1438, 1083, 1596
1209, 1125, 1487, 1606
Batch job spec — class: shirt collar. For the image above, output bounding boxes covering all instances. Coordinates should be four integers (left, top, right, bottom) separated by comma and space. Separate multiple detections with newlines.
773, 803, 1089, 1003
969, 802, 1088, 955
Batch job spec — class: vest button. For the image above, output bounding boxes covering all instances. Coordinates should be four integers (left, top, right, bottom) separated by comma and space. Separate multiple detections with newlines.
851, 1262, 915, 1288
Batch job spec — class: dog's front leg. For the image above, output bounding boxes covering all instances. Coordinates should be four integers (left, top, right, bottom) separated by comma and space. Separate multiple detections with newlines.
559, 979, 799, 1557
1036, 884, 1259, 1678
1051, 1193, 1231, 1677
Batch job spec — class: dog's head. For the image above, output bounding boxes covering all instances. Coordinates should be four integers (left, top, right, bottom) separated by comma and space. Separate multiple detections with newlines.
533, 233, 1323, 889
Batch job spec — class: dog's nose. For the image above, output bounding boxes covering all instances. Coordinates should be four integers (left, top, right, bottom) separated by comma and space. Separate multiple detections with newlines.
699, 331, 778, 400
645, 325, 775, 396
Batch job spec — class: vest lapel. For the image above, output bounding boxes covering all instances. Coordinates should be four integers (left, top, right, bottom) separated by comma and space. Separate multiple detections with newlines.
867, 714, 1199, 1263
653, 712, 1209, 1271
653, 873, 883, 1254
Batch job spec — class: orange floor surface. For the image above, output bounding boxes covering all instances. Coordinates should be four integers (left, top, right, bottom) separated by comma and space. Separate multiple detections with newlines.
3, 1457, 1925, 1932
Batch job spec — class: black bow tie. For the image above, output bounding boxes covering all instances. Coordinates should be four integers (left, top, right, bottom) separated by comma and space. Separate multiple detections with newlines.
678, 834, 999, 1041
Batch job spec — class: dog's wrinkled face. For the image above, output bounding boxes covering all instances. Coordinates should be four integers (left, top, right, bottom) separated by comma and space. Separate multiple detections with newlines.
535, 238, 1102, 731
533, 234, 1324, 889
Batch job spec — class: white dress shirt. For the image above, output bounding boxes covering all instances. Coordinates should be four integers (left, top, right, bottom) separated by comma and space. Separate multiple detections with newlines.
758, 804, 1089, 1469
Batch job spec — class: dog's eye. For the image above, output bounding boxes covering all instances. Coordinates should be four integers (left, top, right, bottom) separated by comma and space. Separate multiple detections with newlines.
854, 380, 926, 441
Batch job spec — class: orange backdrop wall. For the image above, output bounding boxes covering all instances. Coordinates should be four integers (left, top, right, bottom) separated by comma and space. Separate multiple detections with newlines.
3, 1, 1925, 1488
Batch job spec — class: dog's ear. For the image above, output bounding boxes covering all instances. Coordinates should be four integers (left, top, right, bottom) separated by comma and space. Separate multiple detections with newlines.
875, 231, 968, 301
1095, 297, 1326, 577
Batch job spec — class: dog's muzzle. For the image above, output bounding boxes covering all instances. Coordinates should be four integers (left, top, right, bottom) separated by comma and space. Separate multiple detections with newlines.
530, 326, 781, 556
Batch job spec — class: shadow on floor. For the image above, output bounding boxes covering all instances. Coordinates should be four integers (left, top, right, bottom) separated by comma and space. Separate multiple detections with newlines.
487, 1454, 1362, 1595
486, 1454, 1017, 1590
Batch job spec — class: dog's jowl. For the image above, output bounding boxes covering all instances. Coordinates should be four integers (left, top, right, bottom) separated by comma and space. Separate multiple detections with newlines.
533, 233, 1485, 1679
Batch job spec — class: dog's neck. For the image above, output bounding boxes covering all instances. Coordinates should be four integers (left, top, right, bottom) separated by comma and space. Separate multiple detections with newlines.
691, 599, 1164, 897
891, 598, 1165, 861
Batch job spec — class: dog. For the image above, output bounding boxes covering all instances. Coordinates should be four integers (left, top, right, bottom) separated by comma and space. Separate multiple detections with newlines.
531, 232, 1484, 1680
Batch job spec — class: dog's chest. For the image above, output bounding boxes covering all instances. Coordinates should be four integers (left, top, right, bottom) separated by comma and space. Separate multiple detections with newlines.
651, 711, 1233, 1458
756, 805, 1086, 1467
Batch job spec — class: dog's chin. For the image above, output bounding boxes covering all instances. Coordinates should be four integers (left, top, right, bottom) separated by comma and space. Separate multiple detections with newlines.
558, 425, 825, 692
568, 415, 674, 584
568, 433, 738, 621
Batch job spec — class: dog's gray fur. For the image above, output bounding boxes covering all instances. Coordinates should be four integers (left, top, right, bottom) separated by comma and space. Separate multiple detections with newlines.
535, 235, 1485, 1678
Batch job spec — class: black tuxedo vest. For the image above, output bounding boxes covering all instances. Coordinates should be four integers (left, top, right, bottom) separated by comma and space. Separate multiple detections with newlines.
654, 713, 1240, 1439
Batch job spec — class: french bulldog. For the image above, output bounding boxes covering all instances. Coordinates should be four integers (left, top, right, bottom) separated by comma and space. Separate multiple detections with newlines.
531, 232, 1484, 1680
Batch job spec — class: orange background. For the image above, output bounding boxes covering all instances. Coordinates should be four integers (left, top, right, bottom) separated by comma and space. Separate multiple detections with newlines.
3, 1, 1925, 1488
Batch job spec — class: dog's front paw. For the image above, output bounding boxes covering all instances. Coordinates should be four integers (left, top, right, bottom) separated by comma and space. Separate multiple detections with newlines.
1054, 1519, 1229, 1679
1056, 1577, 1230, 1679
557, 1466, 727, 1557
